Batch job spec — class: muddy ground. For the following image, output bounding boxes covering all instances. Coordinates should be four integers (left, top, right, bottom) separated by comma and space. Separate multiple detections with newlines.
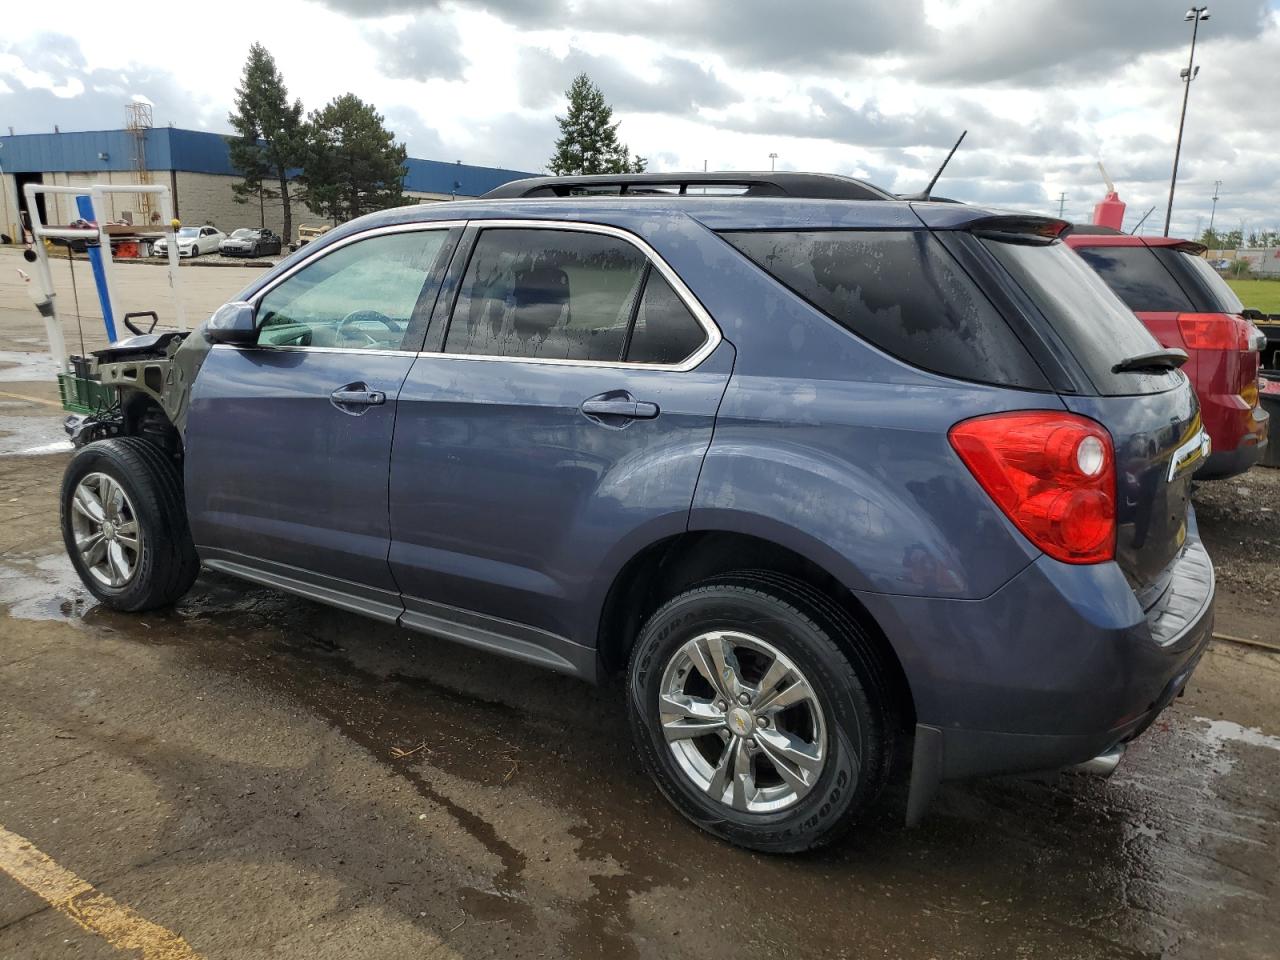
0, 251, 1277, 959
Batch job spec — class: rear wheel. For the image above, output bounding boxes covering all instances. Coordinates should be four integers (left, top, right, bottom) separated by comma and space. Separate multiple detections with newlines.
60, 438, 200, 611
627, 573, 896, 852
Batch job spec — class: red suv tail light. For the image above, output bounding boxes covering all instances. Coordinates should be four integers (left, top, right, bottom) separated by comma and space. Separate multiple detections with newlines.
1177, 313, 1256, 352
949, 412, 1116, 564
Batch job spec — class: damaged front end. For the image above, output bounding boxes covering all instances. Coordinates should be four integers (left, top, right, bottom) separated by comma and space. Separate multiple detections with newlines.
62, 330, 213, 453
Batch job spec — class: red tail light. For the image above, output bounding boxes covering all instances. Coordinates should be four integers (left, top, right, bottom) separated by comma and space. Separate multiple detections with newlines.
949, 412, 1116, 564
1177, 313, 1255, 351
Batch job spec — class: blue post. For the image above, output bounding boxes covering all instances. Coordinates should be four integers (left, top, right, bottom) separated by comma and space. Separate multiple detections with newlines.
76, 195, 117, 342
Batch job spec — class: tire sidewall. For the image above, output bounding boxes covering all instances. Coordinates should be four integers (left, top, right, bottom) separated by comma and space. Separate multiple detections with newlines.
61, 444, 164, 609
628, 588, 873, 852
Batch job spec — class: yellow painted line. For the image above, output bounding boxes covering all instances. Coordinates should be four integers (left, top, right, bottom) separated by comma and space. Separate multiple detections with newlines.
0, 390, 64, 410
0, 822, 204, 959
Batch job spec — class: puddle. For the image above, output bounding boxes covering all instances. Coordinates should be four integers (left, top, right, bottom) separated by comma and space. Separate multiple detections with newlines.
0, 350, 61, 383
0, 414, 73, 456
0, 551, 91, 622
1190, 716, 1280, 775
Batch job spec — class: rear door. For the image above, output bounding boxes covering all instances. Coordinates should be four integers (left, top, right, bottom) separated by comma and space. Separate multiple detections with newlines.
388, 222, 731, 668
185, 225, 458, 619
979, 235, 1203, 603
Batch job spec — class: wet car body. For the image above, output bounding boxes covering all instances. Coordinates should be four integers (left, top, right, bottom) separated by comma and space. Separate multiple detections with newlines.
65, 175, 1215, 848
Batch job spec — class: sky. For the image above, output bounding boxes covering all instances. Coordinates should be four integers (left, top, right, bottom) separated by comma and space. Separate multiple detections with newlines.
2, 0, 1278, 239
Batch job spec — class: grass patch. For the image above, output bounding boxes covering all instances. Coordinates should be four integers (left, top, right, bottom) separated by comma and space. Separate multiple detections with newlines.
1227, 278, 1280, 313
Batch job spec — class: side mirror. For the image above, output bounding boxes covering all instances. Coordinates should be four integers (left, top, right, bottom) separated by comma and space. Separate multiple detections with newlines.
204, 301, 257, 345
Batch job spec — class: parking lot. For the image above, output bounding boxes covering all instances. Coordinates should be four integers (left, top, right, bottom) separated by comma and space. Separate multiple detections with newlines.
1, 249, 1278, 959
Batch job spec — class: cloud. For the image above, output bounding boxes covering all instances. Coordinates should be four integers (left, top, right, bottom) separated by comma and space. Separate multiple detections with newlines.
318, 0, 929, 70
0, 33, 221, 133
516, 47, 735, 114
367, 12, 468, 82
912, 0, 1272, 86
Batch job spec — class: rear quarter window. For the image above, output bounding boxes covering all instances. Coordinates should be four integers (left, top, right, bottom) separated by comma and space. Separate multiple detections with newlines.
1073, 245, 1194, 312
721, 229, 1049, 389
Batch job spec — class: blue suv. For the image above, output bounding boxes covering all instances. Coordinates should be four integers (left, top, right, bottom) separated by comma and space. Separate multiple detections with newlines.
60, 173, 1215, 852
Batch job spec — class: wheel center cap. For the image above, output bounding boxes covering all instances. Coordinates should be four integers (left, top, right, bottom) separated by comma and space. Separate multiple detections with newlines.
728, 707, 753, 737
101, 520, 116, 540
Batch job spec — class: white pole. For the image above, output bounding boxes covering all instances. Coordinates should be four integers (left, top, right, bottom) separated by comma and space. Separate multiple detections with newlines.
21, 183, 70, 368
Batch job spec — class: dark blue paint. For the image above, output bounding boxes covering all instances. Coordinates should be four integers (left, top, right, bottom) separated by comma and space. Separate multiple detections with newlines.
185, 346, 414, 593
182, 194, 1214, 793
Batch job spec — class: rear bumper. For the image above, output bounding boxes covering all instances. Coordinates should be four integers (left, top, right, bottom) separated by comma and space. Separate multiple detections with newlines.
856, 520, 1215, 823
1198, 429, 1267, 479
1197, 394, 1269, 480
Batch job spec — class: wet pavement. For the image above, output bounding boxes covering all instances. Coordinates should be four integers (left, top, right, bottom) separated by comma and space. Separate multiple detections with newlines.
0, 262, 1278, 959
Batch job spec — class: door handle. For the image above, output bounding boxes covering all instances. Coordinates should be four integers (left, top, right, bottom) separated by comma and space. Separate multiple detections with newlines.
330, 385, 386, 408
581, 398, 660, 420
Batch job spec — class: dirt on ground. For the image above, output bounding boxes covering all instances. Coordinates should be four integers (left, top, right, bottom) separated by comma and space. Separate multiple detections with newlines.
0, 253, 1277, 960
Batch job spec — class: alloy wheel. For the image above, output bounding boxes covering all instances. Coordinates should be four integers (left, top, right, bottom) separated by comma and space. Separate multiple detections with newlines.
70, 472, 141, 588
658, 630, 827, 813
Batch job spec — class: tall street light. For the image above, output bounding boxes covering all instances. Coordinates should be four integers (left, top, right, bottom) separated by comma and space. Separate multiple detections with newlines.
1208, 178, 1222, 242
769, 152, 778, 171
1164, 6, 1210, 237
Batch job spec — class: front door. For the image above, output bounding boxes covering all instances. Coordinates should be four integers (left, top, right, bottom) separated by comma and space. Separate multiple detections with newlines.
185, 225, 458, 620
388, 224, 731, 667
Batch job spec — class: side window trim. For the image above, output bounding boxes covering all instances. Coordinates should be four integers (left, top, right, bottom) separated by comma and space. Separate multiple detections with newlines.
424, 219, 721, 372
245, 221, 466, 355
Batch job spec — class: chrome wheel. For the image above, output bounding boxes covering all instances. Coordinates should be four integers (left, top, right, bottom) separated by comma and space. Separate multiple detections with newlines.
70, 472, 140, 588
659, 630, 827, 813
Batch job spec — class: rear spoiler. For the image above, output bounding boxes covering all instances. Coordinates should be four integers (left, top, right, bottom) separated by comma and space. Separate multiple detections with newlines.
912, 205, 1069, 239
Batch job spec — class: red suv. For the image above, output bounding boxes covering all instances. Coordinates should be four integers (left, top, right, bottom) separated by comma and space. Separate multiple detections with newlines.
1066, 227, 1268, 479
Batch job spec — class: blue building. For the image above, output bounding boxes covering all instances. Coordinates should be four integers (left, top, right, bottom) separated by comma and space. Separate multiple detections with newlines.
0, 126, 537, 242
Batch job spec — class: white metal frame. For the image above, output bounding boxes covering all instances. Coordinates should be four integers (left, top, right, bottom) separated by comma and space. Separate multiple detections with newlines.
21, 182, 186, 362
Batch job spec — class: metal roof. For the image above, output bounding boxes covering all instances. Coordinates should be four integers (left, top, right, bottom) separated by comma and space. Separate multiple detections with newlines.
0, 127, 536, 196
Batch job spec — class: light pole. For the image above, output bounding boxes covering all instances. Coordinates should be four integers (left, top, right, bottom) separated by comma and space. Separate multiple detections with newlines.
768, 152, 778, 172
1164, 6, 1210, 237
1208, 178, 1222, 243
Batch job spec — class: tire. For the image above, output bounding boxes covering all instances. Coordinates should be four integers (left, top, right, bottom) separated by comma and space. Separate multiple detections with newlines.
60, 438, 200, 612
191, 245, 199, 257
627, 573, 896, 853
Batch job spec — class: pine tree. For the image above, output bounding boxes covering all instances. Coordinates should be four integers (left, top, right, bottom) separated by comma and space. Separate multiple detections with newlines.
548, 74, 647, 176
227, 44, 305, 242
301, 95, 408, 223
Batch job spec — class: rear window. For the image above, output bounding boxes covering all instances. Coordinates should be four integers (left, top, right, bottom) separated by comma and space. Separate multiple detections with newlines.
982, 237, 1180, 396
1155, 249, 1244, 314
722, 229, 1048, 388
1073, 246, 1194, 312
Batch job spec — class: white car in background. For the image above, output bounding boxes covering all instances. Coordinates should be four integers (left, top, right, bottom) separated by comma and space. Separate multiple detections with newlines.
154, 225, 225, 258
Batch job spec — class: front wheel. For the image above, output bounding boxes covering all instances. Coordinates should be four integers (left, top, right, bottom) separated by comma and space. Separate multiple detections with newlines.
61, 438, 200, 611
627, 574, 896, 853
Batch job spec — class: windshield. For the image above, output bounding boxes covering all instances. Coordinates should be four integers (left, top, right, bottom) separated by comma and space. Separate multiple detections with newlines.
178, 227, 199, 239
231, 229, 254, 239
982, 237, 1182, 396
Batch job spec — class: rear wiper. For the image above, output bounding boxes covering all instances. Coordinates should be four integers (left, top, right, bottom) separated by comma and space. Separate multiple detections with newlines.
1111, 348, 1188, 374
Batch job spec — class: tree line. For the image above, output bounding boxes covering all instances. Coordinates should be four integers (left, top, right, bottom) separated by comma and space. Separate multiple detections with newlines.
228, 45, 646, 239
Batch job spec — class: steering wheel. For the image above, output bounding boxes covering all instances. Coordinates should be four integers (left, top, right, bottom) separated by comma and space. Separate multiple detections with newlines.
337, 310, 399, 346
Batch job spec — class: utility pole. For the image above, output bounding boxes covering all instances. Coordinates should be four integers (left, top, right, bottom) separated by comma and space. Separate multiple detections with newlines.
1165, 6, 1210, 236
1208, 178, 1222, 241
1057, 192, 1068, 219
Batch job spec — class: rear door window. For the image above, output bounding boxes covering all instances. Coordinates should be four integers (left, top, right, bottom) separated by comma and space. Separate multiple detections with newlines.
624, 271, 708, 364
721, 229, 1048, 388
1073, 246, 1194, 312
446, 228, 645, 362
982, 237, 1180, 396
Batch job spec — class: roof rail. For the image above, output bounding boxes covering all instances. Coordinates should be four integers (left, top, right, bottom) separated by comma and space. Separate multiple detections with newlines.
481, 172, 895, 202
